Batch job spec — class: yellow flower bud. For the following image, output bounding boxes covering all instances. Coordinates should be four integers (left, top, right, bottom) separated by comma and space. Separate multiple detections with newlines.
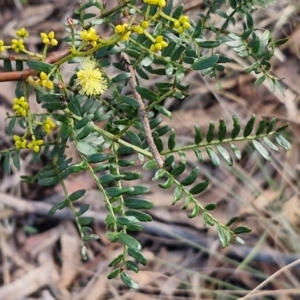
16, 27, 29, 38
40, 33, 48, 39
179, 15, 189, 23
155, 35, 163, 43
161, 41, 168, 48
43, 38, 50, 44
48, 31, 55, 39
177, 27, 184, 34
40, 72, 47, 80
115, 25, 125, 34
174, 21, 181, 28
150, 44, 156, 52
46, 81, 54, 89
158, 0, 166, 7
121, 31, 131, 41
141, 21, 149, 29
51, 39, 58, 46
41, 31, 57, 46
33, 145, 40, 152
155, 43, 162, 51
183, 22, 190, 29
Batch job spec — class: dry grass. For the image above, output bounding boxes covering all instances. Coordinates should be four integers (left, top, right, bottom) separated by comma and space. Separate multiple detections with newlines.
0, 0, 300, 299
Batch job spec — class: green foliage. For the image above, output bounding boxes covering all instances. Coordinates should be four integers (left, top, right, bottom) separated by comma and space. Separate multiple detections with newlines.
0, 0, 290, 289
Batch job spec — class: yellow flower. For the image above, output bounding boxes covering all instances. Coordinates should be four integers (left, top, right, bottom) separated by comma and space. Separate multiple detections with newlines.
150, 35, 168, 52
174, 15, 191, 33
43, 117, 56, 134
179, 16, 189, 23
174, 21, 181, 28
121, 31, 131, 41
80, 27, 99, 47
12, 96, 29, 117
115, 24, 131, 40
76, 57, 108, 96
115, 25, 126, 34
36, 72, 54, 89
16, 27, 29, 38
13, 135, 27, 149
133, 26, 144, 35
158, 0, 166, 7
27, 138, 44, 153
11, 39, 25, 53
141, 21, 149, 29
40, 31, 58, 46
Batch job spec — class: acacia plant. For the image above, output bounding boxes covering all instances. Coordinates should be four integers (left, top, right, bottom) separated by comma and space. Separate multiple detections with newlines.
0, 0, 290, 288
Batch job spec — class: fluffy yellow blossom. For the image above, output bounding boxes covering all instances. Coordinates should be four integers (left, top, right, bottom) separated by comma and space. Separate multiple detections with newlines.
133, 26, 144, 35
43, 117, 56, 134
12, 96, 29, 117
80, 27, 99, 47
16, 27, 29, 38
115, 24, 126, 34
76, 57, 108, 96
11, 39, 25, 53
13, 135, 27, 149
121, 31, 131, 41
115, 24, 131, 41
40, 31, 58, 46
27, 138, 44, 153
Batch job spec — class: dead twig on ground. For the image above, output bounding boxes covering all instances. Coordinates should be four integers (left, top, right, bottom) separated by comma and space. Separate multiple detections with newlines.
0, 48, 70, 82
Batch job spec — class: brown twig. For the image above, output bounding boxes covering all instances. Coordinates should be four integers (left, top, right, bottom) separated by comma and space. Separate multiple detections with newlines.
120, 52, 165, 168
0, 48, 70, 82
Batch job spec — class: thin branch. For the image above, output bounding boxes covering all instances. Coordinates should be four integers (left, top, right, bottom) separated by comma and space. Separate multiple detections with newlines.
240, 258, 300, 299
120, 51, 164, 168
0, 48, 70, 82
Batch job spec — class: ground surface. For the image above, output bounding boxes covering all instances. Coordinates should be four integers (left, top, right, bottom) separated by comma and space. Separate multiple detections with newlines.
0, 1, 300, 299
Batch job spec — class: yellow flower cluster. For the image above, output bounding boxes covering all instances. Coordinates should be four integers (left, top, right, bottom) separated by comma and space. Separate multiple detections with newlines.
76, 57, 108, 96
115, 24, 127, 34
40, 31, 58, 46
143, 0, 166, 7
11, 28, 29, 53
27, 138, 44, 153
14, 135, 27, 150
80, 27, 99, 47
121, 31, 131, 41
173, 15, 191, 34
150, 35, 168, 52
11, 39, 25, 53
115, 24, 131, 41
13, 135, 43, 152
12, 96, 29, 117
36, 72, 54, 89
133, 21, 149, 35
16, 27, 29, 38
43, 117, 56, 134
0, 28, 30, 53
